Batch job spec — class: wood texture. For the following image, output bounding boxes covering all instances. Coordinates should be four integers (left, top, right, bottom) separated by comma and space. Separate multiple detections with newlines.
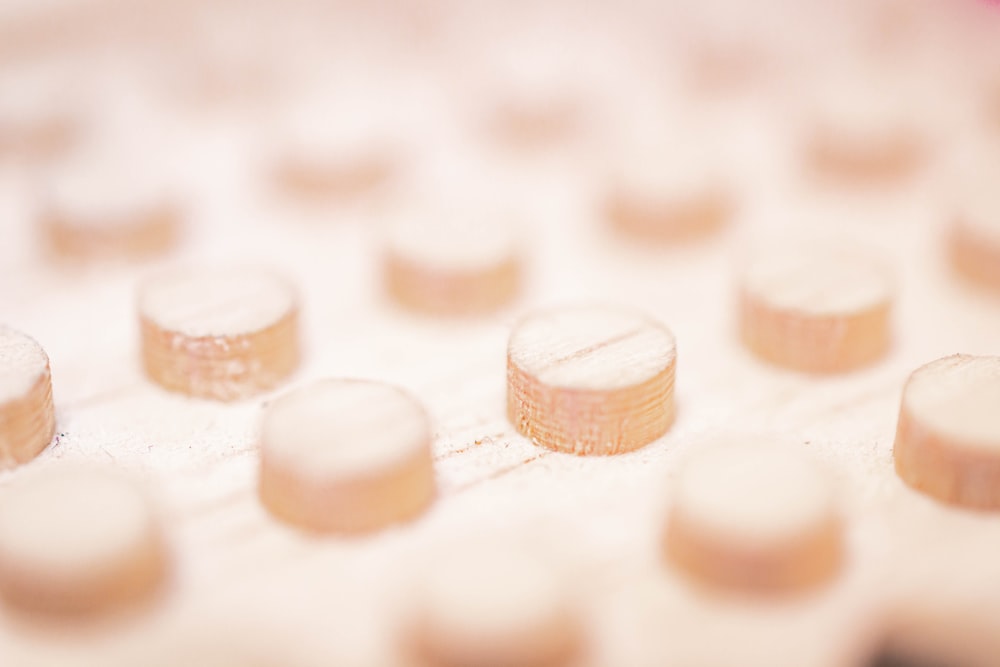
507, 305, 676, 456
138, 269, 300, 401
1, 0, 1000, 665
0, 328, 56, 468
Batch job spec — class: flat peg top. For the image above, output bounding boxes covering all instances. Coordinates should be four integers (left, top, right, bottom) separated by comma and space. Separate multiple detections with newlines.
508, 305, 677, 391
138, 269, 297, 338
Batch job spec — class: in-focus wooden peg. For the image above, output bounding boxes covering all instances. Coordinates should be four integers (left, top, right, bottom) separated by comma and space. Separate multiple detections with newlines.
406, 544, 582, 667
482, 40, 583, 149
986, 75, 1000, 132
383, 212, 521, 315
950, 188, 1000, 293
0, 326, 55, 468
138, 268, 300, 401
664, 441, 842, 595
0, 467, 166, 617
491, 95, 579, 149
894, 354, 1000, 510
507, 305, 676, 455
41, 153, 181, 261
804, 78, 923, 185
605, 140, 734, 243
739, 248, 893, 373
259, 379, 435, 533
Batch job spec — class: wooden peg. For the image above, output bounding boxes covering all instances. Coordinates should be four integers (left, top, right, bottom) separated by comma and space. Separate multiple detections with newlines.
407, 544, 582, 667
383, 212, 521, 315
0, 326, 55, 468
605, 142, 734, 243
507, 305, 676, 455
271, 102, 397, 202
138, 268, 300, 401
950, 188, 1000, 293
0, 74, 77, 162
894, 354, 1000, 510
665, 442, 842, 594
739, 249, 893, 373
259, 379, 435, 533
41, 154, 180, 261
0, 467, 166, 617
804, 78, 923, 185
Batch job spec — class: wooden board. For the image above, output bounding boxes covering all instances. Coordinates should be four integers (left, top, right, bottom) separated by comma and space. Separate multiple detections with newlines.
2, 0, 1000, 664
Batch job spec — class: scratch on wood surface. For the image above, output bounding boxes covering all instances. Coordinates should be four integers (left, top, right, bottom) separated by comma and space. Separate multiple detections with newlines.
450, 452, 550, 495
435, 431, 509, 460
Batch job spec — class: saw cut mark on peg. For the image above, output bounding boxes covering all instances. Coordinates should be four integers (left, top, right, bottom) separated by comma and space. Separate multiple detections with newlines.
383, 213, 521, 316
507, 305, 676, 456
739, 249, 893, 373
0, 326, 55, 468
406, 544, 582, 667
138, 268, 300, 401
894, 355, 1000, 510
0, 467, 166, 617
664, 441, 842, 595
258, 379, 435, 534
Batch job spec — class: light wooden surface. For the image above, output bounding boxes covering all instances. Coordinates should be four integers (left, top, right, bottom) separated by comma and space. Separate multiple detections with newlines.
2, 1, 1000, 665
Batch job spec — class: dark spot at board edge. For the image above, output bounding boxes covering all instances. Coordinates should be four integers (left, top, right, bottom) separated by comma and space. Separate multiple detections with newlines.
868, 651, 961, 667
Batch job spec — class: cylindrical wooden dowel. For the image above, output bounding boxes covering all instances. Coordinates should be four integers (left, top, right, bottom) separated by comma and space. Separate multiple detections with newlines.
0, 326, 55, 468
950, 189, 1000, 293
739, 249, 893, 373
894, 354, 1000, 510
491, 96, 578, 148
804, 80, 923, 185
275, 152, 394, 202
0, 467, 166, 617
605, 142, 734, 243
484, 45, 581, 148
407, 544, 582, 667
41, 153, 181, 261
383, 213, 521, 316
271, 102, 397, 202
259, 379, 436, 534
138, 268, 300, 401
664, 442, 842, 595
507, 305, 677, 456
0, 77, 77, 162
